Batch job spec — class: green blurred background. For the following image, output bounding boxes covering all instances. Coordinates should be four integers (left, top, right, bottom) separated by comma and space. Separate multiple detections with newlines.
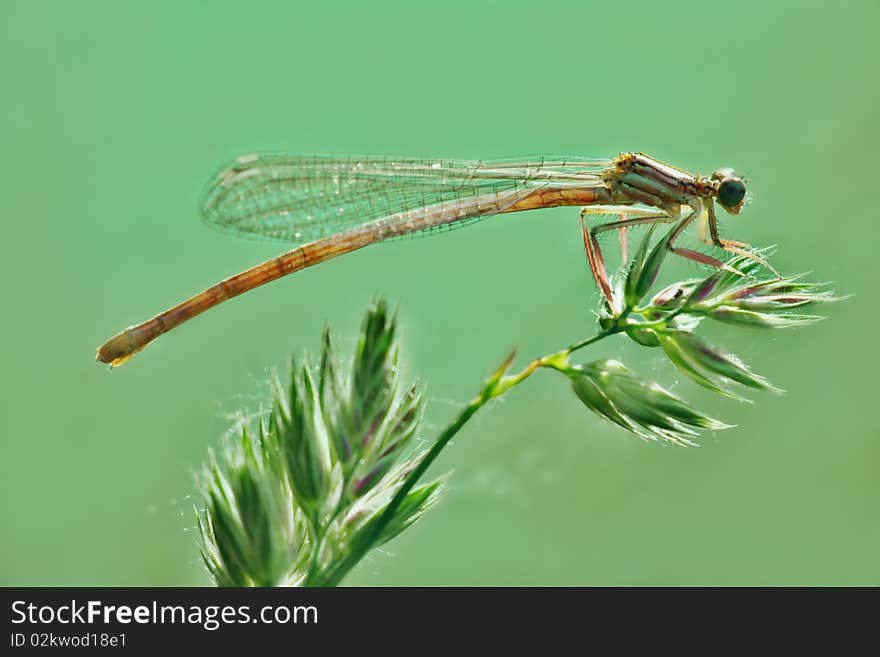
1, 0, 877, 586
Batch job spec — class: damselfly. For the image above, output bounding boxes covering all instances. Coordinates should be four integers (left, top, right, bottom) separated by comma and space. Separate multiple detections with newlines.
97, 152, 764, 366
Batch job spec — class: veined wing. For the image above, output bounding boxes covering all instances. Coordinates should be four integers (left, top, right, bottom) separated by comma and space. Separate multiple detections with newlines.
200, 153, 610, 245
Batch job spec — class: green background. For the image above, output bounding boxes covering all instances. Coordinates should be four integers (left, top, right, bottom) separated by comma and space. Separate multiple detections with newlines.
2, 0, 877, 586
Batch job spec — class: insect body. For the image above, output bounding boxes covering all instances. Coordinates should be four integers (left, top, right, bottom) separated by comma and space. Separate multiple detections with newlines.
97, 152, 763, 367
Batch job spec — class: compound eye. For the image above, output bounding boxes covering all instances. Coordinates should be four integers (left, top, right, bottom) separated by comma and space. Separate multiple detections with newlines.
717, 177, 746, 209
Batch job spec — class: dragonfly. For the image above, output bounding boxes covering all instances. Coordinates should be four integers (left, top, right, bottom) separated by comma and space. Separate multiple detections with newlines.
96, 152, 764, 367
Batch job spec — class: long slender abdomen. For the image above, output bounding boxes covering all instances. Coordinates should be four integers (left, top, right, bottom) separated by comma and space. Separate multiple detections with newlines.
95, 233, 371, 366
95, 185, 607, 367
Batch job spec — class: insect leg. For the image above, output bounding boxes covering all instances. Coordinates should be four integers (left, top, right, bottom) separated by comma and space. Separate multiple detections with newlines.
579, 206, 674, 304
666, 203, 748, 274
665, 205, 728, 268
703, 199, 779, 276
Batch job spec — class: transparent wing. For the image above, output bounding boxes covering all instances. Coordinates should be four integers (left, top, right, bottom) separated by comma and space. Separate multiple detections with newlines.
200, 153, 610, 245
